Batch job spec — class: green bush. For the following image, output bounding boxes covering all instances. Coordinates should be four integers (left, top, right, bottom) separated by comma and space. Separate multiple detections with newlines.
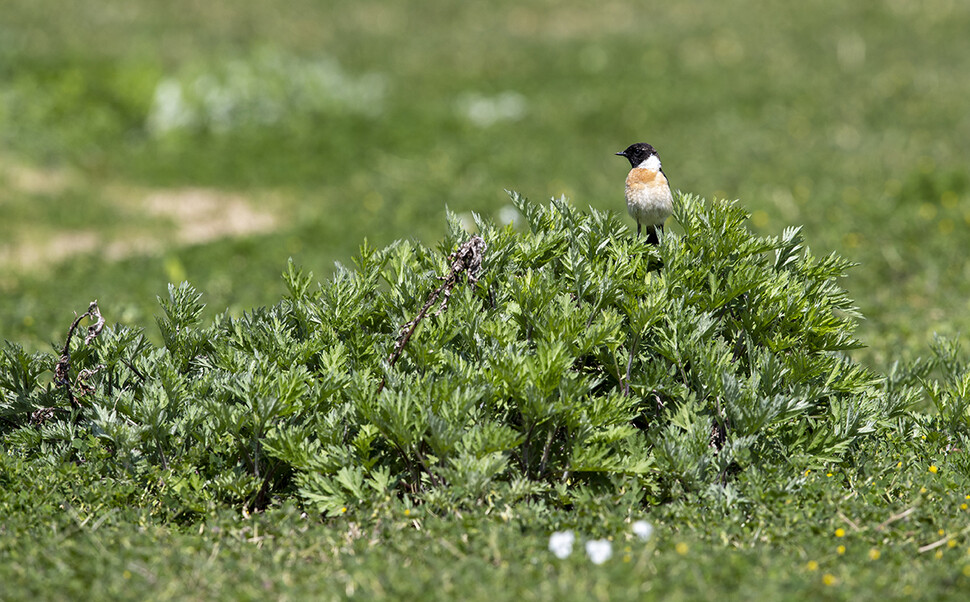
0, 194, 941, 517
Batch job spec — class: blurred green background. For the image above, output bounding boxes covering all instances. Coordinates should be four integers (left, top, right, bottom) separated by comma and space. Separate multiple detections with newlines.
1, 0, 968, 368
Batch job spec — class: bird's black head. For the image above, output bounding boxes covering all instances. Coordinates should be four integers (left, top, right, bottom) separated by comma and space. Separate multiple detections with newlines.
615, 143, 658, 168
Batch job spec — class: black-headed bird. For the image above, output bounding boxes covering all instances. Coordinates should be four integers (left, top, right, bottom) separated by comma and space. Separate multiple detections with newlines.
616, 142, 674, 244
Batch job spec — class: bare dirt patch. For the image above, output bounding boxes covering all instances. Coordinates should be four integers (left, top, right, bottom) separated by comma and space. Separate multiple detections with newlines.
1, 157, 283, 272
2, 159, 75, 196
0, 231, 100, 267
141, 188, 277, 245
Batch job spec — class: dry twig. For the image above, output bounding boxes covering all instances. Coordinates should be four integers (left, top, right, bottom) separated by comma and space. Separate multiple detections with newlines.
377, 236, 486, 393
54, 301, 105, 409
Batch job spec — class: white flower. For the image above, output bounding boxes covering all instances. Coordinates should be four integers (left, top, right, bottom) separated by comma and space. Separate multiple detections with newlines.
548, 530, 575, 559
585, 539, 613, 565
632, 520, 654, 541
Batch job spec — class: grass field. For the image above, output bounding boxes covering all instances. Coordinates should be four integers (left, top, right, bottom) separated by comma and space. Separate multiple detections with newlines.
3, 0, 970, 599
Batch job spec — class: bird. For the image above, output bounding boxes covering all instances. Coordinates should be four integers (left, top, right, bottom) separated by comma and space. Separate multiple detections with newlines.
615, 142, 673, 244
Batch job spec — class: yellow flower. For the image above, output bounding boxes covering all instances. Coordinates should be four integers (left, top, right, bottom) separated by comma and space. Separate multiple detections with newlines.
963, 565, 970, 578
835, 528, 846, 538
948, 540, 958, 549
897, 461, 902, 468
961, 504, 968, 511
823, 574, 837, 586
675, 542, 689, 556
929, 465, 939, 474
806, 560, 819, 571
939, 529, 946, 536
936, 550, 944, 559
404, 508, 411, 516
340, 506, 348, 514
869, 548, 880, 560
837, 545, 846, 555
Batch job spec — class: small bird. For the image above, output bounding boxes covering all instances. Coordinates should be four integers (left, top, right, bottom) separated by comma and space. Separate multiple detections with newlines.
616, 143, 674, 244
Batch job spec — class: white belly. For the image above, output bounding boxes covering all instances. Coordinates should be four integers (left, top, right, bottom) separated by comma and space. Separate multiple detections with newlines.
626, 183, 673, 227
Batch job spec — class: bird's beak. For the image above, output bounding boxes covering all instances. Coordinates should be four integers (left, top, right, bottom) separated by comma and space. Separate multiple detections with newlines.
615, 151, 626, 157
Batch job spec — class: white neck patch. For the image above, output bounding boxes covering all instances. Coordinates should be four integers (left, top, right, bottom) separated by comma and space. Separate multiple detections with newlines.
636, 154, 662, 171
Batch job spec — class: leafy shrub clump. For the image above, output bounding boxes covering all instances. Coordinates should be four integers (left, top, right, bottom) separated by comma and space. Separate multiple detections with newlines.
0, 193, 925, 516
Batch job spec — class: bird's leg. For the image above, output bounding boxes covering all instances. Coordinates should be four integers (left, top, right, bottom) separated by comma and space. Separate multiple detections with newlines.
637, 222, 642, 238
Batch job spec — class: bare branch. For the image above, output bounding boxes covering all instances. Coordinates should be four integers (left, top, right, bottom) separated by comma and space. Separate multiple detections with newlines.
378, 236, 486, 394
54, 301, 105, 410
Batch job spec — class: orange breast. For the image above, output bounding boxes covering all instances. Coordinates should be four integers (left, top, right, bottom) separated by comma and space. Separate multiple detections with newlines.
626, 167, 666, 189
626, 167, 660, 187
